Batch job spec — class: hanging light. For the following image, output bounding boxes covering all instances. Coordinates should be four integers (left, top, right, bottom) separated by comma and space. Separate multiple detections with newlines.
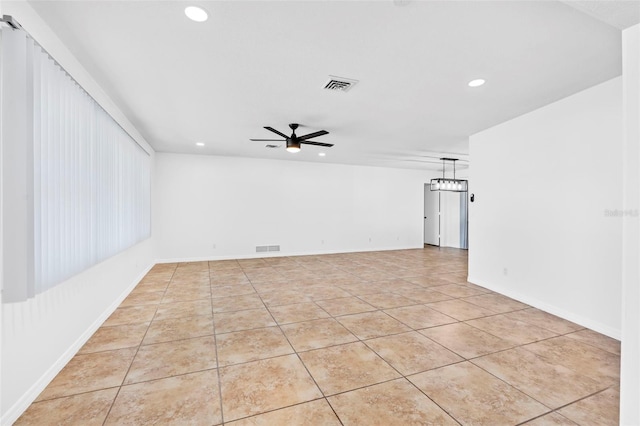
430, 158, 468, 192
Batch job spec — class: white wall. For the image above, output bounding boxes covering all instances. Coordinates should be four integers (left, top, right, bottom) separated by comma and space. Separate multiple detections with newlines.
0, 3, 156, 424
468, 77, 623, 338
620, 23, 640, 426
155, 153, 427, 261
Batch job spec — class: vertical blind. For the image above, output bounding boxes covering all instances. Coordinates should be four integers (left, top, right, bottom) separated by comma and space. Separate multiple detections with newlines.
2, 25, 151, 302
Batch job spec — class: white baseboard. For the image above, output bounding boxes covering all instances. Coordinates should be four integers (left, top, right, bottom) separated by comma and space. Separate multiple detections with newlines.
156, 244, 424, 264
1, 262, 154, 426
467, 275, 621, 340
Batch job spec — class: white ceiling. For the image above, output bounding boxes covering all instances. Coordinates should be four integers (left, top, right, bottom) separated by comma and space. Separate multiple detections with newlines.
23, 0, 632, 170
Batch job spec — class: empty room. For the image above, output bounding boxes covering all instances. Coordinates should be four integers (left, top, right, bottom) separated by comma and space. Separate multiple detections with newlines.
1, 0, 639, 425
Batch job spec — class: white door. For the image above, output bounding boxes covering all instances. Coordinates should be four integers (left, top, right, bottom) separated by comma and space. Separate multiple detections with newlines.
424, 184, 440, 246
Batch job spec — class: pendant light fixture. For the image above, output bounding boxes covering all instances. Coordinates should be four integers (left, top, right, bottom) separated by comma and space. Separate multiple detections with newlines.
430, 158, 468, 192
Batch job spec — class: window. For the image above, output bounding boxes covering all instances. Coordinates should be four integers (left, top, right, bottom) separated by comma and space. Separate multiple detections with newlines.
1, 23, 151, 302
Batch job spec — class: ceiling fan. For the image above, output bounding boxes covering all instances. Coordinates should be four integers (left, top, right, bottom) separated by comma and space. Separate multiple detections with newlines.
250, 123, 333, 153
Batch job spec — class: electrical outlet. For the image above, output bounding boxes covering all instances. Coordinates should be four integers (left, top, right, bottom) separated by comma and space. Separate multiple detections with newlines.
212, 243, 216, 249
503, 267, 508, 276
369, 237, 372, 243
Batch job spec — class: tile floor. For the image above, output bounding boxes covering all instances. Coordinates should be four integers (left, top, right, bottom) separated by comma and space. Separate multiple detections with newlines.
16, 247, 621, 425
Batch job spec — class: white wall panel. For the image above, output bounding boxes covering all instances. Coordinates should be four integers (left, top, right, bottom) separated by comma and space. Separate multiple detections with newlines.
469, 77, 623, 337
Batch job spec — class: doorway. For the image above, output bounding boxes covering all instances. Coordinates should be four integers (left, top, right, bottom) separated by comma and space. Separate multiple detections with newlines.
424, 184, 469, 249
423, 185, 440, 246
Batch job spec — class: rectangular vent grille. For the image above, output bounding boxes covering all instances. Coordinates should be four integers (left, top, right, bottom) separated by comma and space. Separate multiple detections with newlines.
256, 245, 280, 253
324, 76, 358, 92
265, 144, 280, 149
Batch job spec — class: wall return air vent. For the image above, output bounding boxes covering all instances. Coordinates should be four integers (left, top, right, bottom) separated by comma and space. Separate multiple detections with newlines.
256, 245, 280, 253
324, 75, 359, 92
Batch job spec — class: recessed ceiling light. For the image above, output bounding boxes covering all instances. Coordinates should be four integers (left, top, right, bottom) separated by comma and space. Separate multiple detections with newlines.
318, 152, 326, 157
468, 79, 486, 87
185, 6, 208, 22
195, 142, 205, 147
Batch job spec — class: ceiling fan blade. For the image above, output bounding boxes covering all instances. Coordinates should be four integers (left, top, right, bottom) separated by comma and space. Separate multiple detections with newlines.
300, 141, 334, 147
264, 126, 289, 139
250, 139, 285, 141
298, 130, 329, 141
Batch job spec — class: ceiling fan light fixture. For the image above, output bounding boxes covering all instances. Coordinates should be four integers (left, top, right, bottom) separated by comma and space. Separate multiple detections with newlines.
185, 6, 208, 22
286, 139, 301, 153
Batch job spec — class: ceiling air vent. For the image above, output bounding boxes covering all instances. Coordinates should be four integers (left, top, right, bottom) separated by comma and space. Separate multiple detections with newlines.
265, 144, 280, 149
324, 76, 359, 92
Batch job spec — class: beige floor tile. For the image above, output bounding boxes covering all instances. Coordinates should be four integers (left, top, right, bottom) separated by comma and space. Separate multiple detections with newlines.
15, 388, 118, 426
120, 290, 164, 307
328, 378, 458, 426
357, 292, 418, 309
338, 282, 386, 296
473, 347, 603, 408
315, 296, 376, 316
217, 326, 293, 366
260, 290, 312, 307
132, 280, 170, 293
426, 299, 496, 321
36, 348, 136, 401
170, 275, 210, 287
219, 354, 322, 421
431, 283, 488, 298
558, 387, 619, 426
154, 298, 212, 320
106, 369, 221, 425
227, 399, 340, 425
522, 412, 579, 425
299, 342, 400, 395
268, 302, 330, 324
505, 308, 583, 334
124, 335, 217, 384
402, 276, 452, 287
211, 284, 256, 298
565, 329, 621, 355
337, 311, 411, 339
252, 281, 297, 293
384, 304, 457, 329
211, 294, 264, 313
281, 318, 358, 352
214, 307, 276, 333
524, 336, 620, 385
420, 322, 514, 359
143, 315, 214, 345
162, 286, 211, 303
466, 314, 558, 345
365, 331, 462, 375
103, 305, 158, 326
463, 293, 530, 313
373, 278, 422, 291
306, 286, 353, 300
210, 274, 251, 286
391, 287, 453, 303
79, 322, 149, 354
409, 362, 548, 425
